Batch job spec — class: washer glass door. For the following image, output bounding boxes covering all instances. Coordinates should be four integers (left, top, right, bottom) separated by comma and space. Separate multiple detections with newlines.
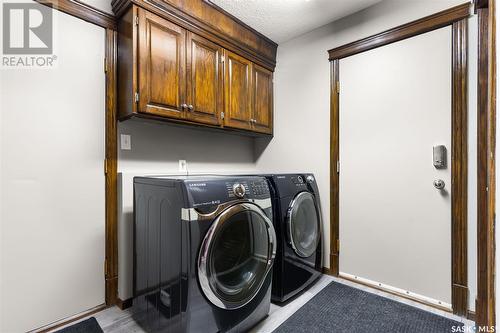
287, 192, 320, 258
198, 203, 276, 309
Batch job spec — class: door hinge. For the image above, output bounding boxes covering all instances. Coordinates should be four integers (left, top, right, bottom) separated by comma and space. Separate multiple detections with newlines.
336, 239, 340, 253
104, 57, 108, 73
221, 112, 225, 119
104, 159, 108, 175
135, 15, 139, 26
336, 160, 340, 173
135, 92, 139, 103
336, 81, 340, 94
104, 259, 108, 276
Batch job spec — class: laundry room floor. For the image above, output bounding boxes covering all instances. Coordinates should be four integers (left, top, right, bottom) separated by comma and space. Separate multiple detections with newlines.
48, 275, 474, 333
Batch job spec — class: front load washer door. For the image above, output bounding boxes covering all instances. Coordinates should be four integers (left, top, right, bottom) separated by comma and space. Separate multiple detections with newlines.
287, 192, 321, 258
197, 202, 276, 310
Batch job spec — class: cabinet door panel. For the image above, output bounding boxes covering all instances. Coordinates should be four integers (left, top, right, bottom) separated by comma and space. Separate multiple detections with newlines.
138, 9, 186, 119
224, 51, 252, 131
252, 65, 273, 134
186, 33, 222, 125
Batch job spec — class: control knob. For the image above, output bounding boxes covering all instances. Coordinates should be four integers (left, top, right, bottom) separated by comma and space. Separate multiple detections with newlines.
233, 183, 246, 198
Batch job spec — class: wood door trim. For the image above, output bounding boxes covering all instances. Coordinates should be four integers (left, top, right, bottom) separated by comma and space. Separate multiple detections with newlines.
451, 18, 469, 317
475, 0, 496, 328
328, 2, 471, 60
329, 9, 470, 317
34, 0, 116, 29
329, 59, 340, 277
105, 28, 118, 306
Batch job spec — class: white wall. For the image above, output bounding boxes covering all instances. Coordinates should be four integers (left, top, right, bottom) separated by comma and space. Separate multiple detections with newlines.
0, 7, 106, 332
255, 0, 477, 309
80, 0, 113, 14
117, 119, 259, 299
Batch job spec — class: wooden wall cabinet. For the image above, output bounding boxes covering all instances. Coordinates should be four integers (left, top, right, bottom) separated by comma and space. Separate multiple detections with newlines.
114, 1, 276, 136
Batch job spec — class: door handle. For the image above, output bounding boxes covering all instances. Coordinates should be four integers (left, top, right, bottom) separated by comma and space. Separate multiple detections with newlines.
433, 179, 445, 190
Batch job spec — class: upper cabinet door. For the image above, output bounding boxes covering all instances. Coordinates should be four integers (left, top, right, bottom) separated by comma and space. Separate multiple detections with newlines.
186, 33, 223, 126
137, 9, 186, 119
252, 65, 273, 134
223, 50, 253, 131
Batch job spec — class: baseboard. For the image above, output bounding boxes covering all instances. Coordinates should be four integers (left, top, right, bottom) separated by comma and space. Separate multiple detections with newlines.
116, 297, 133, 310
29, 303, 107, 333
322, 266, 338, 276
338, 272, 453, 313
467, 310, 476, 321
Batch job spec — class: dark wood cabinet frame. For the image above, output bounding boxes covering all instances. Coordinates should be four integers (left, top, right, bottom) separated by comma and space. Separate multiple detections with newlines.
328, 1, 496, 326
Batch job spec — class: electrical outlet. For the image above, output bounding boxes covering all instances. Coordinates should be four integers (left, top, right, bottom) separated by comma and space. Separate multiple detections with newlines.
120, 134, 131, 150
179, 160, 187, 173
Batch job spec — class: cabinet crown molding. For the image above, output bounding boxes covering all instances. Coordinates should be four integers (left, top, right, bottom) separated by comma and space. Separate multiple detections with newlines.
111, 0, 277, 70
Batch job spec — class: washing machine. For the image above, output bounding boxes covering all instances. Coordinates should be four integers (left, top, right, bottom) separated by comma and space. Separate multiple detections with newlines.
133, 175, 276, 333
266, 173, 323, 303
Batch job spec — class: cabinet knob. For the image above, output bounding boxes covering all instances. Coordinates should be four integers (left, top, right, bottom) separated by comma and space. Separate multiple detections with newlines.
188, 104, 194, 111
181, 103, 188, 110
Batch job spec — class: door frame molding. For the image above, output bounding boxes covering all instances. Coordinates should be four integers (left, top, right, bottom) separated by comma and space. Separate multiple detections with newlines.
474, 0, 496, 328
328, 2, 471, 317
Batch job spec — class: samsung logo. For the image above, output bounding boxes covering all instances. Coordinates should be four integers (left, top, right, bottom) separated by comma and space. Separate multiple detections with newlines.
189, 183, 207, 187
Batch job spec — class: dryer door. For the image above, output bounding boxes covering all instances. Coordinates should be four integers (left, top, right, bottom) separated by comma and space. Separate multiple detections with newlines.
198, 202, 276, 310
287, 192, 321, 258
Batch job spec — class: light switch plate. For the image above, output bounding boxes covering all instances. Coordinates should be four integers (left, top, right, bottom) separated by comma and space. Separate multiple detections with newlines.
120, 134, 131, 150
179, 160, 187, 173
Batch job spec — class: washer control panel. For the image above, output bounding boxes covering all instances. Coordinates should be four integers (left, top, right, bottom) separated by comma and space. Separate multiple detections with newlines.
225, 179, 269, 199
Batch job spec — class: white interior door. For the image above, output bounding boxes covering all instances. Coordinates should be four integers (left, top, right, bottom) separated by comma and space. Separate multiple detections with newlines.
339, 26, 452, 305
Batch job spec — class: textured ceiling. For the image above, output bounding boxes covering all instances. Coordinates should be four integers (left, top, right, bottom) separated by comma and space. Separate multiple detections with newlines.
210, 0, 382, 43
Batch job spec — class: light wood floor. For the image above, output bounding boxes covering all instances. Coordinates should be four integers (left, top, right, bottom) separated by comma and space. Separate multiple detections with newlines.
49, 275, 473, 333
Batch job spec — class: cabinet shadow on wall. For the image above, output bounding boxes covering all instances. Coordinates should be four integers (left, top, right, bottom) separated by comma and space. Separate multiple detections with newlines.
118, 118, 266, 169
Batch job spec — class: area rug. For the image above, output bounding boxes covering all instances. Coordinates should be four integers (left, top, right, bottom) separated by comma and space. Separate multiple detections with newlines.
54, 317, 103, 333
273, 282, 464, 333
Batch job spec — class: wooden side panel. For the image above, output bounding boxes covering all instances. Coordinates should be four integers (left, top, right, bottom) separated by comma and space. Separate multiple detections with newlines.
252, 64, 273, 134
224, 50, 252, 131
186, 32, 222, 125
138, 8, 186, 119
